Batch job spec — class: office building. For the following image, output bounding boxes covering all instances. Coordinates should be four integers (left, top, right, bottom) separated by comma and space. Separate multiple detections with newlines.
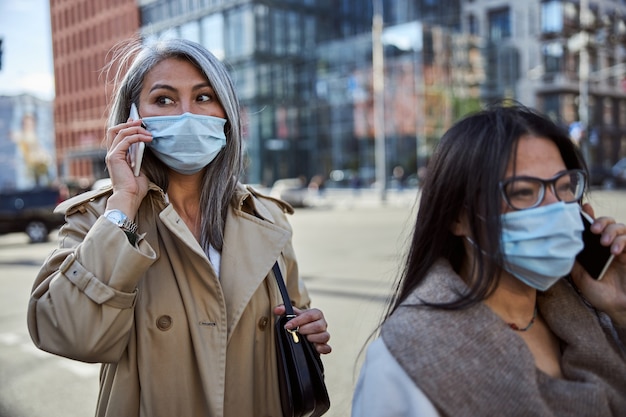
49, 0, 625, 187
462, 0, 626, 174
49, 0, 140, 188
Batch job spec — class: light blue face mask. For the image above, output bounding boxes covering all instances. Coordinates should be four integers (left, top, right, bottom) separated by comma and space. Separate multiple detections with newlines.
501, 201, 584, 291
143, 112, 227, 175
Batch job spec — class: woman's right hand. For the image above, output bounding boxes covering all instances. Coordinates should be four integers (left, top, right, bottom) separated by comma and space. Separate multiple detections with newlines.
104, 119, 153, 218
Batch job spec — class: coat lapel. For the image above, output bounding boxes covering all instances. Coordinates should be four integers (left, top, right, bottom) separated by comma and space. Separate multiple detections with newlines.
220, 195, 291, 339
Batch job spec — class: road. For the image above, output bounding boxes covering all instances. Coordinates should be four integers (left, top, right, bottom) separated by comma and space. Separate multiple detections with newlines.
0, 188, 623, 416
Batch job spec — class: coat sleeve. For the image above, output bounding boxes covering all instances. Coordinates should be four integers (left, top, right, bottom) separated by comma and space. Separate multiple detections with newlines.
27, 201, 157, 363
352, 338, 441, 417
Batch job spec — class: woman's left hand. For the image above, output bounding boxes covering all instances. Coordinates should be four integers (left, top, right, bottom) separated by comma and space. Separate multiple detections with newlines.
274, 305, 332, 354
571, 203, 626, 326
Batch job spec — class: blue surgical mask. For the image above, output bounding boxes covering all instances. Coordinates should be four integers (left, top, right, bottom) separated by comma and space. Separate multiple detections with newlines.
143, 112, 227, 175
501, 201, 584, 291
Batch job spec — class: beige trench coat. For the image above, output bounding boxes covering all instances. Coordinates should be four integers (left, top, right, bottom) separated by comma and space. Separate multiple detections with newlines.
28, 182, 311, 417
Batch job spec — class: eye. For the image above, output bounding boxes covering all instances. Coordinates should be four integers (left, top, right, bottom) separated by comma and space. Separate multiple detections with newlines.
555, 179, 576, 198
197, 89, 220, 103
505, 180, 538, 201
508, 187, 535, 199
197, 94, 212, 102
156, 96, 174, 105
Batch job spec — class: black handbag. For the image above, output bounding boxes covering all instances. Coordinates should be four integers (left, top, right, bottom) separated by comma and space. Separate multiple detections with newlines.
272, 262, 331, 417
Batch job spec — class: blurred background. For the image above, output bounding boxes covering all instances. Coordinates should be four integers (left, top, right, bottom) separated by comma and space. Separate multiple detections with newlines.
2, 2, 626, 416
1, 0, 626, 201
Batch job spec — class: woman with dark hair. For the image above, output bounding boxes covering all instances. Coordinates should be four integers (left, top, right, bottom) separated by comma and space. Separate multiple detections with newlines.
352, 104, 626, 416
27, 38, 331, 417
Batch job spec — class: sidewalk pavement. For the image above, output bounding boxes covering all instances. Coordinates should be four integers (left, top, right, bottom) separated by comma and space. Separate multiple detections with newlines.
304, 187, 420, 210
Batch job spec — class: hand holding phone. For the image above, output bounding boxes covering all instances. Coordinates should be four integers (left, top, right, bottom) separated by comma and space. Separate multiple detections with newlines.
128, 103, 145, 177
576, 210, 615, 280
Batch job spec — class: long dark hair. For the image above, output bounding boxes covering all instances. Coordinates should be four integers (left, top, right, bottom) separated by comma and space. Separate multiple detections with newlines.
386, 103, 587, 317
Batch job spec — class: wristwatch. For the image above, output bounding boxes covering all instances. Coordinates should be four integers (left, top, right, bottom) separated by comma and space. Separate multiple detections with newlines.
103, 209, 138, 234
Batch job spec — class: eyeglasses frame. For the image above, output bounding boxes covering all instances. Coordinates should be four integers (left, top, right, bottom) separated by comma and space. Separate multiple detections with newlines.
499, 169, 587, 210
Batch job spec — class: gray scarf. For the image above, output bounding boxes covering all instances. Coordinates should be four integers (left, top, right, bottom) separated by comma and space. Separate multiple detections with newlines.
382, 259, 626, 417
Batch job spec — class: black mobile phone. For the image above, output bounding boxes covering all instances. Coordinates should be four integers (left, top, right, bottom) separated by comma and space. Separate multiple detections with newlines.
576, 210, 615, 280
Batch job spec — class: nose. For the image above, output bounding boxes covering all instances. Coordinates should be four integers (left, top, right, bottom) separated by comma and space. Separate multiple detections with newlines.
541, 184, 560, 206
180, 102, 191, 114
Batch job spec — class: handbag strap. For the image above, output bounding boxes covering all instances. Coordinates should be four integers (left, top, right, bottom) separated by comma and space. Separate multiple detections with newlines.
272, 262, 295, 316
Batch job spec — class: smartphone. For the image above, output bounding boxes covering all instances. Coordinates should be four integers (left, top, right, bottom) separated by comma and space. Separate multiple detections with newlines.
576, 210, 615, 280
128, 103, 145, 177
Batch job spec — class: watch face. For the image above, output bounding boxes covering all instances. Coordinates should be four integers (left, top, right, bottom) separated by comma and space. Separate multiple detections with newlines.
105, 210, 126, 226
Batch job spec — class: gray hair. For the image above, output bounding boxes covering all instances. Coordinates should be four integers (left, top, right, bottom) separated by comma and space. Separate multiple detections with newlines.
104, 37, 242, 252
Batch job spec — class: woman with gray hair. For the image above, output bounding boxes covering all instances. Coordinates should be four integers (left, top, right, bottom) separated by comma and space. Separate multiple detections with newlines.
27, 38, 331, 417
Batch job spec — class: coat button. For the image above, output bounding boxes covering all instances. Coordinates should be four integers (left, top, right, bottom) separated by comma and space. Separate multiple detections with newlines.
258, 316, 269, 331
156, 315, 173, 331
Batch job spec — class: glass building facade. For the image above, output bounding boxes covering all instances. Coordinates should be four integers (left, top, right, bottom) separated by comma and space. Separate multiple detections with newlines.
49, 0, 626, 187
138, 0, 470, 187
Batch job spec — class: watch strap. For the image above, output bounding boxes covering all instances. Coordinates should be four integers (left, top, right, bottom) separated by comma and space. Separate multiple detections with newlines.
103, 209, 138, 234
120, 218, 138, 234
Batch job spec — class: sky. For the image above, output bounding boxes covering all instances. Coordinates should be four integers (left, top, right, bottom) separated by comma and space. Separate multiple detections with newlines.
0, 0, 54, 100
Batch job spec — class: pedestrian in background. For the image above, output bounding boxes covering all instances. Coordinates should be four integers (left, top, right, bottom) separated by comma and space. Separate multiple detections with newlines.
27, 37, 331, 417
352, 104, 626, 416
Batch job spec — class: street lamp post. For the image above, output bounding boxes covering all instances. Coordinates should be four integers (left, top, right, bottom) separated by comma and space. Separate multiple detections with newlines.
578, 0, 591, 163
372, 0, 387, 202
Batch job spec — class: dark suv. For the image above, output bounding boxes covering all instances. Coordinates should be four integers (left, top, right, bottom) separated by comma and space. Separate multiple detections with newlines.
0, 187, 66, 243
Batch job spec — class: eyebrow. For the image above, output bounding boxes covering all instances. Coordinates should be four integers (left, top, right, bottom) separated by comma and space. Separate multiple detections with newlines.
149, 82, 213, 93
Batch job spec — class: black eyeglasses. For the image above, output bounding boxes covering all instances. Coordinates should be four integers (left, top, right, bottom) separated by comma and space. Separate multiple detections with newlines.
499, 169, 587, 210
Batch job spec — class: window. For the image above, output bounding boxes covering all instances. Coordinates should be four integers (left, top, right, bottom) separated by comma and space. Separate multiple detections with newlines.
255, 5, 270, 53
232, 64, 255, 100
201, 14, 224, 60
543, 94, 561, 121
272, 10, 285, 55
225, 7, 254, 58
257, 64, 271, 97
543, 42, 563, 73
541, 1, 563, 34
180, 21, 200, 43
468, 14, 478, 35
286, 11, 300, 55
488, 7, 511, 41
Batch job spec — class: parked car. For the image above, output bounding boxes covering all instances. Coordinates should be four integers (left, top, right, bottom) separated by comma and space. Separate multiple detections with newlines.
0, 187, 67, 243
610, 158, 626, 187
589, 165, 611, 187
589, 158, 626, 189
269, 178, 309, 208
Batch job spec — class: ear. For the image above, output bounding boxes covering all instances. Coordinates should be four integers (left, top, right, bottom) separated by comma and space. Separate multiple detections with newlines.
450, 212, 470, 237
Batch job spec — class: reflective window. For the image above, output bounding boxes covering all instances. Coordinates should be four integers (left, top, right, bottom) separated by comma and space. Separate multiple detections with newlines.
488, 7, 511, 40
255, 5, 270, 53
258, 64, 271, 97
304, 15, 315, 50
201, 14, 224, 60
225, 7, 254, 58
180, 21, 200, 43
541, 1, 563, 33
159, 27, 180, 40
543, 42, 563, 73
468, 14, 478, 35
286, 11, 300, 55
232, 64, 255, 100
273, 10, 286, 55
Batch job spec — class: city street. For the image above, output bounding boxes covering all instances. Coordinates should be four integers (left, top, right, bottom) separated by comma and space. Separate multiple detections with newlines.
0, 188, 624, 417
